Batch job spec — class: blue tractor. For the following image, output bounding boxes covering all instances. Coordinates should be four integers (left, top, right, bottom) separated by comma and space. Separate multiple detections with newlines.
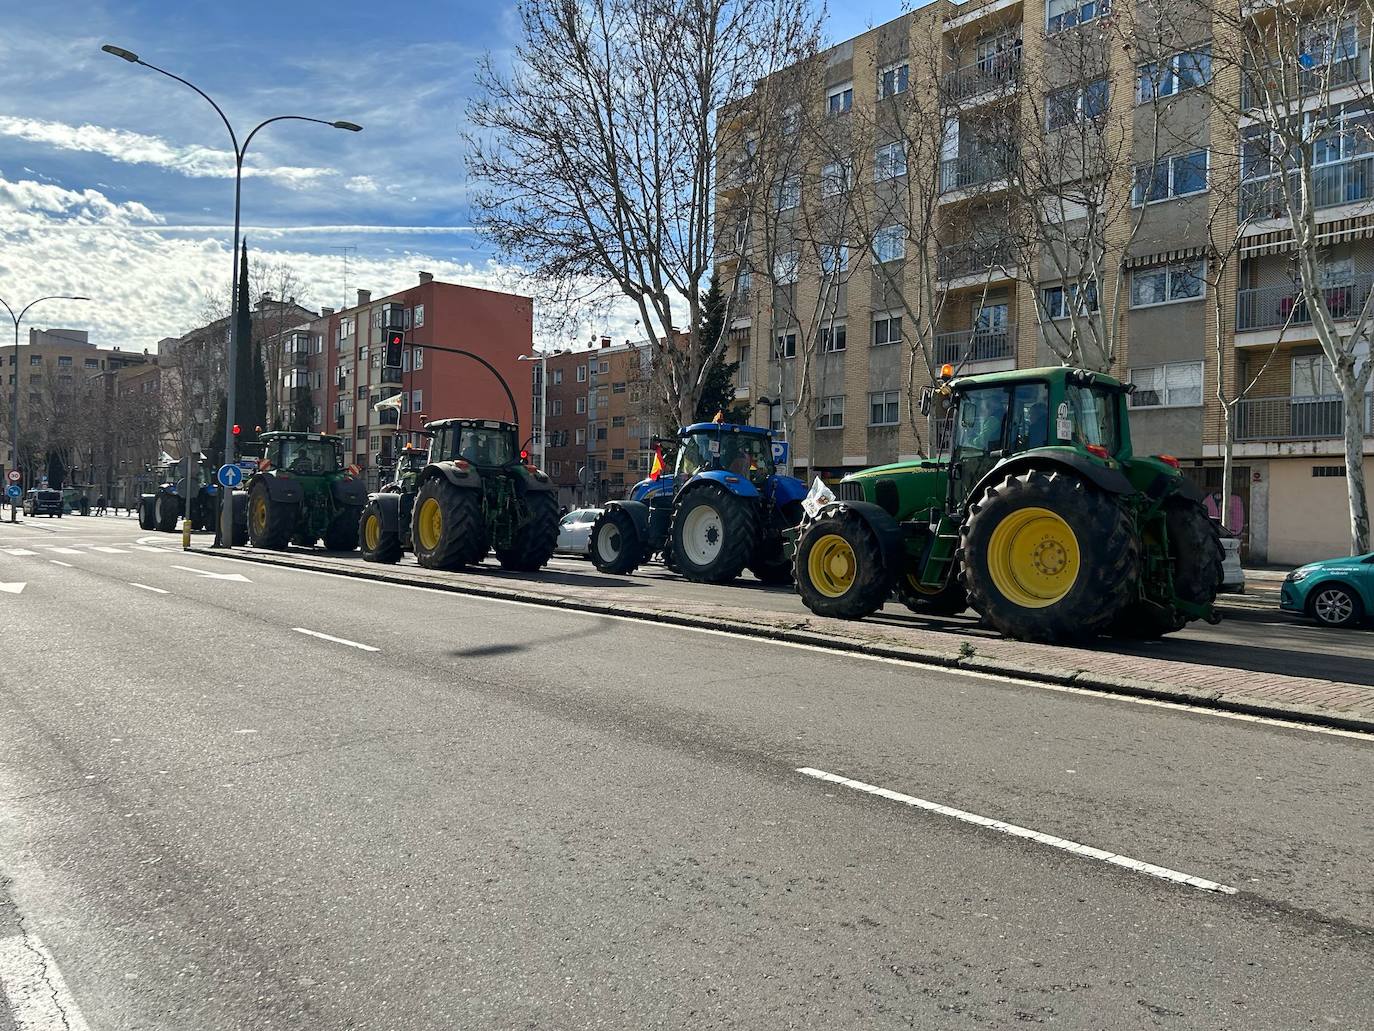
588, 422, 807, 584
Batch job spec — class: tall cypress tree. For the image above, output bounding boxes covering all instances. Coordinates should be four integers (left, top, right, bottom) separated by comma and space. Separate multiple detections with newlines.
232, 241, 261, 445
693, 276, 746, 424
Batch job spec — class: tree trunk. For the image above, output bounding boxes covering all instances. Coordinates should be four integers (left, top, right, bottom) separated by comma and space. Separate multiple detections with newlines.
1220, 403, 1235, 534
1341, 382, 1371, 555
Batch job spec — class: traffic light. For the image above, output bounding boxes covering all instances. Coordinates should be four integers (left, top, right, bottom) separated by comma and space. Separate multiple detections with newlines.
232, 424, 241, 436
384, 331, 404, 369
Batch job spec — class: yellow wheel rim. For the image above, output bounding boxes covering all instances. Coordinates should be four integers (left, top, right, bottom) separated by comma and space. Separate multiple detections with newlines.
808, 533, 858, 598
986, 506, 1080, 608
416, 497, 443, 552
249, 494, 267, 536
906, 573, 941, 596
363, 512, 380, 551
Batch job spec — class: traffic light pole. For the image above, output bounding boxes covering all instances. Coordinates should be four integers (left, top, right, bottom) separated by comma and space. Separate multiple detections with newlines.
387, 341, 520, 438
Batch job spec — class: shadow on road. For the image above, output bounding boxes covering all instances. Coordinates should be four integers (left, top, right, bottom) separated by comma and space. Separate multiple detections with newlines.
449, 615, 617, 660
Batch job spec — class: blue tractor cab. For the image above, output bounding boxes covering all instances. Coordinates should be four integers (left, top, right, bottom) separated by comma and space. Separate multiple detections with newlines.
589, 421, 806, 584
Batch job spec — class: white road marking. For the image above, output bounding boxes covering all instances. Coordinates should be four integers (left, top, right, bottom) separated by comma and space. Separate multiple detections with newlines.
3, 548, 37, 556
50, 548, 82, 555
170, 565, 251, 583
91, 546, 129, 554
134, 546, 167, 554
129, 582, 170, 595
48, 561, 73, 568
190, 555, 1371, 744
0, 582, 26, 595
0, 931, 93, 1031
797, 766, 1237, 895
291, 627, 379, 652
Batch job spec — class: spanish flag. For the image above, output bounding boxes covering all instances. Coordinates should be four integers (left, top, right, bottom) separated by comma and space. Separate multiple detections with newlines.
648, 444, 666, 480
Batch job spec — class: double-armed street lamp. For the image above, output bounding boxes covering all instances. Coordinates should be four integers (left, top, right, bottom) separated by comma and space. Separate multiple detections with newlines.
102, 44, 361, 545
1, 294, 91, 518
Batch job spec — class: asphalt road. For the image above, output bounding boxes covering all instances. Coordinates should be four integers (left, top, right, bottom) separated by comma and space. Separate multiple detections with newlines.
1, 515, 1372, 1029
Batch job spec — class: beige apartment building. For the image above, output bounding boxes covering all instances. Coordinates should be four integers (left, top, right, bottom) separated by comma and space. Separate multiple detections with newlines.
720, 0, 1374, 564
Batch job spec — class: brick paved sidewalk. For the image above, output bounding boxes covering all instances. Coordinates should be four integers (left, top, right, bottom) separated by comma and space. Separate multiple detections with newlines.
196, 546, 1374, 734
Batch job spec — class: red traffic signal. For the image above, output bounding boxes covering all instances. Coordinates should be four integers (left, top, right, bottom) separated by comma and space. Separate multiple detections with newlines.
519, 449, 530, 463
232, 424, 241, 436
384, 331, 404, 369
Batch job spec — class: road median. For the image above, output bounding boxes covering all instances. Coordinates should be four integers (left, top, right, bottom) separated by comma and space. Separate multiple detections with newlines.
191, 545, 1374, 736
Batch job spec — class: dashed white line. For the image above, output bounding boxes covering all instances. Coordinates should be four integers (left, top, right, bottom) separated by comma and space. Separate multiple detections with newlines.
0, 931, 94, 1031
129, 582, 170, 594
3, 548, 37, 556
134, 546, 168, 553
49, 560, 73, 567
291, 627, 379, 652
797, 767, 1237, 895
50, 548, 83, 555
91, 546, 129, 554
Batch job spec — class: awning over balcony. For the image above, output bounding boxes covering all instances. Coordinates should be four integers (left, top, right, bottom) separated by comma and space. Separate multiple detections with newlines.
1240, 214, 1374, 257
1121, 244, 1209, 271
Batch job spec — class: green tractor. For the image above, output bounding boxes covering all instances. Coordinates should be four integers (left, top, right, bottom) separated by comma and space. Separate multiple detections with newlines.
794, 366, 1222, 643
358, 419, 559, 571
236, 432, 368, 550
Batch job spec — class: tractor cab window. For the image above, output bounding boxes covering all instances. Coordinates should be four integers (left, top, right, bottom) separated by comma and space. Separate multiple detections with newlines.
953, 387, 1010, 457
456, 427, 515, 467
278, 438, 342, 474
1065, 384, 1120, 454
677, 431, 774, 481
1007, 383, 1050, 452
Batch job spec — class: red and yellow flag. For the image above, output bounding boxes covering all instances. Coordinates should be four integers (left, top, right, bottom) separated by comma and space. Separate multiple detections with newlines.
648, 444, 665, 480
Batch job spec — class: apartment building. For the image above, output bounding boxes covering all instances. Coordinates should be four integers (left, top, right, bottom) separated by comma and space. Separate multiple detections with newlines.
720, 0, 1374, 563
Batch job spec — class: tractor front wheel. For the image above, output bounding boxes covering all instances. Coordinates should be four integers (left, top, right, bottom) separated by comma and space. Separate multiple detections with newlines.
359, 501, 403, 564
589, 508, 643, 574
246, 481, 296, 550
324, 505, 363, 551
412, 478, 487, 570
154, 494, 180, 532
496, 491, 559, 571
671, 486, 757, 584
961, 469, 1138, 643
748, 501, 803, 585
794, 508, 892, 619
896, 568, 969, 616
1112, 498, 1223, 638
138, 496, 156, 531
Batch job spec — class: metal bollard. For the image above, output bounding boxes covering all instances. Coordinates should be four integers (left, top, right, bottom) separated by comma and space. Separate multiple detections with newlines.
182, 517, 192, 551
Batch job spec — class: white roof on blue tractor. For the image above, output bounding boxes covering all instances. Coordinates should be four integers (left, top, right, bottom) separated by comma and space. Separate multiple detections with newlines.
680, 422, 769, 436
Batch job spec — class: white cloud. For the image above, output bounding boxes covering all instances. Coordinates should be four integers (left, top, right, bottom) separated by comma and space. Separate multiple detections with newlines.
344, 175, 380, 193
0, 115, 331, 185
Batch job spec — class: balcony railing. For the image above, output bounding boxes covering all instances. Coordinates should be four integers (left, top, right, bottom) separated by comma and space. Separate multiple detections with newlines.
1234, 393, 1373, 441
934, 325, 1015, 365
1241, 55, 1364, 111
940, 147, 1016, 194
1236, 276, 1373, 331
937, 237, 1014, 280
943, 50, 1021, 102
1239, 155, 1373, 220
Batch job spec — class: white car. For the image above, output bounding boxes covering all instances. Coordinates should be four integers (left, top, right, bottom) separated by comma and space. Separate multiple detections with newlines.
556, 508, 603, 556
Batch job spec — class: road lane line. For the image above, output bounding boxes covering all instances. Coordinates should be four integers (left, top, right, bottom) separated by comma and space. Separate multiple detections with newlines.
129, 582, 170, 595
49, 561, 73, 567
797, 766, 1237, 895
0, 931, 94, 1031
50, 548, 83, 555
291, 627, 379, 652
91, 546, 129, 554
3, 549, 37, 556
133, 546, 168, 553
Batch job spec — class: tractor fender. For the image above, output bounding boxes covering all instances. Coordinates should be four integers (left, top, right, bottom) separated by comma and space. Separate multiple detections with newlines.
688, 469, 761, 498
368, 491, 403, 534
254, 473, 304, 505
513, 465, 557, 495
628, 475, 677, 503
818, 500, 906, 572
971, 452, 1134, 505
769, 474, 809, 508
331, 475, 368, 507
424, 461, 481, 490
603, 499, 651, 541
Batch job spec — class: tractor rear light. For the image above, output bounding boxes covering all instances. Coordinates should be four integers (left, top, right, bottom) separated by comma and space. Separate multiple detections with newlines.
1156, 453, 1180, 468
455, 459, 470, 471
1085, 444, 1109, 459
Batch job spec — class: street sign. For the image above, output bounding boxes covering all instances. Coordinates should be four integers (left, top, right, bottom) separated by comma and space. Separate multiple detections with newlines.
5, 485, 20, 500
217, 463, 244, 488
771, 440, 791, 466
6, 470, 20, 483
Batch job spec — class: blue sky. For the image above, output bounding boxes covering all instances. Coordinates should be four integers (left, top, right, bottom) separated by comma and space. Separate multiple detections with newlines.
0, 0, 893, 352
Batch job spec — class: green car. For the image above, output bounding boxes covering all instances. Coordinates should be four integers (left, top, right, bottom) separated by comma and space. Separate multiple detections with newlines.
1280, 553, 1374, 628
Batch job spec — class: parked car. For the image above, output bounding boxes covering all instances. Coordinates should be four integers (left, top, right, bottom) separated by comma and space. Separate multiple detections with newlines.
22, 488, 63, 518
556, 508, 603, 557
1280, 552, 1374, 628
1217, 535, 1246, 593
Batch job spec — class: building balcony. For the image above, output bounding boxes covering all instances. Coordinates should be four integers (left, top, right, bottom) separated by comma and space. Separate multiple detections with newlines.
934, 325, 1015, 366
940, 148, 1016, 195
1234, 393, 1373, 442
1239, 155, 1372, 221
1236, 276, 1372, 332
942, 51, 1021, 104
937, 237, 1014, 281
293, 350, 310, 368
1241, 55, 1364, 112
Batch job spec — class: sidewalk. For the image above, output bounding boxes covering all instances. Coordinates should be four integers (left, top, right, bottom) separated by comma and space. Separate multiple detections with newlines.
193, 545, 1374, 735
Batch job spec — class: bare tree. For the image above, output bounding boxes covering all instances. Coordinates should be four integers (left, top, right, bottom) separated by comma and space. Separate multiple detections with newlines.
467, 0, 822, 430
249, 259, 309, 428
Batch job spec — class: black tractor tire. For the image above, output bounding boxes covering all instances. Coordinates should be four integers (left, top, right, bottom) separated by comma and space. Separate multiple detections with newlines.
231, 493, 249, 545
794, 507, 892, 619
896, 568, 969, 616
359, 501, 403, 564
1112, 498, 1224, 639
324, 505, 362, 551
246, 480, 296, 550
748, 500, 803, 585
154, 493, 180, 532
412, 478, 487, 570
138, 496, 156, 530
1310, 583, 1364, 629
589, 507, 643, 574
961, 468, 1138, 644
497, 491, 559, 571
670, 486, 758, 584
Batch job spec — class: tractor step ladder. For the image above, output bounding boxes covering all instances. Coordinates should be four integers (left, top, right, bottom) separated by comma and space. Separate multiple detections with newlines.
918, 515, 961, 589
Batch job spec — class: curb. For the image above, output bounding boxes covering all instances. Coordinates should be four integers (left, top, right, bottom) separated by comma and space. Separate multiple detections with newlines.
191, 546, 1374, 737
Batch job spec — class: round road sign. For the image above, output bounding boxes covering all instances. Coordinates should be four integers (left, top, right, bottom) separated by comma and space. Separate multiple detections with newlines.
6, 470, 20, 483
217, 463, 244, 488
5, 484, 20, 499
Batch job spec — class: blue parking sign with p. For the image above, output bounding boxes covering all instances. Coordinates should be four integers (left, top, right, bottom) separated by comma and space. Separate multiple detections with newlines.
771, 440, 790, 466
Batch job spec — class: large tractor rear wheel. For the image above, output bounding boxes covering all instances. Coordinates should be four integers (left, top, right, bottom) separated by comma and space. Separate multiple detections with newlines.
154, 493, 180, 532
1112, 498, 1223, 638
496, 491, 559, 571
324, 504, 363, 551
748, 501, 803, 585
961, 468, 1138, 643
247, 480, 296, 550
412, 478, 487, 570
138, 496, 156, 530
589, 508, 643, 574
359, 500, 403, 564
670, 486, 757, 584
795, 508, 892, 619
896, 567, 969, 616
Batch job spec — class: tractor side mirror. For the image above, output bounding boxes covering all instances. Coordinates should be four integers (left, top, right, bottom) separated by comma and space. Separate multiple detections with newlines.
918, 385, 933, 417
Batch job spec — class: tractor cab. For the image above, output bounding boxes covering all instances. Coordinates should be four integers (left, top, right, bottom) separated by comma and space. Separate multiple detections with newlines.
675, 423, 775, 487
258, 432, 346, 478
427, 419, 520, 470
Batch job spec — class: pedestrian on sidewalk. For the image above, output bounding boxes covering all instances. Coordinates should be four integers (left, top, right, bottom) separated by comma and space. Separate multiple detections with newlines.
96, 494, 107, 516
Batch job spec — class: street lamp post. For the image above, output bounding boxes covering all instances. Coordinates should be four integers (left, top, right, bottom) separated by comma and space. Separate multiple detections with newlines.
0, 294, 91, 521
516, 352, 548, 470
102, 44, 361, 546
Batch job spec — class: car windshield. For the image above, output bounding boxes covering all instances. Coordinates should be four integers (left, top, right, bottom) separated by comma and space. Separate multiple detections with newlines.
677, 430, 773, 481
1065, 384, 1121, 453
278, 439, 342, 474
